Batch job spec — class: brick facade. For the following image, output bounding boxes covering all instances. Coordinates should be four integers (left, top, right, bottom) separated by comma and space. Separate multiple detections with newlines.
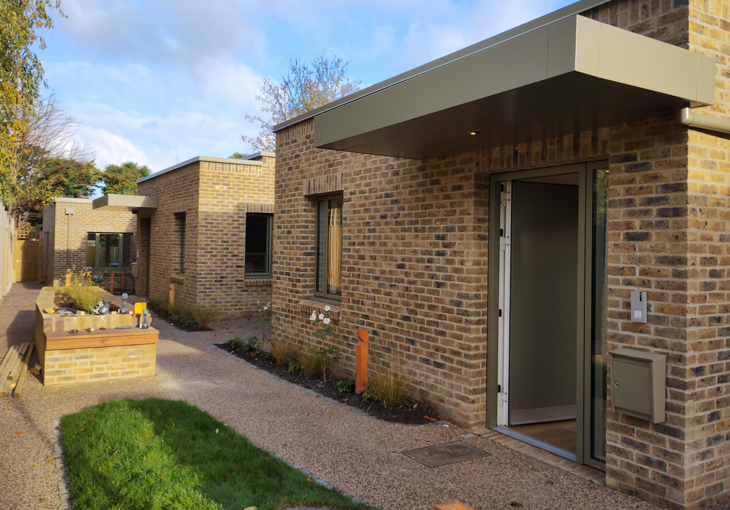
43, 344, 156, 386
136, 154, 275, 318
272, 1, 730, 508
42, 198, 136, 293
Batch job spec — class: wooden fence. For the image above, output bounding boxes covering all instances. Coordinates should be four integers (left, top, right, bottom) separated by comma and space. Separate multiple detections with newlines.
0, 201, 14, 299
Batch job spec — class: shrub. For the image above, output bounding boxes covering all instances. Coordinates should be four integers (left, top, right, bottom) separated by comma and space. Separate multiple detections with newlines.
298, 351, 322, 377
192, 304, 220, 328
170, 301, 194, 323
287, 360, 300, 374
368, 364, 406, 408
60, 285, 104, 312
336, 379, 355, 394
269, 339, 298, 364
148, 296, 172, 314
228, 336, 262, 353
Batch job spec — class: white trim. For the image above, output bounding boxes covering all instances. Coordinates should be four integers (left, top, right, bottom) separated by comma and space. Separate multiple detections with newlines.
52, 197, 92, 204
497, 182, 512, 427
136, 156, 264, 184
244, 151, 275, 160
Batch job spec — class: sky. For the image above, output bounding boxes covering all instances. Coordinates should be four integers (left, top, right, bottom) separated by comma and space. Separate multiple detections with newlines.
40, 0, 575, 175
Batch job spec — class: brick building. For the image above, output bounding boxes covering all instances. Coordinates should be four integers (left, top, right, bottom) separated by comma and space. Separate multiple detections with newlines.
42, 197, 137, 293
271, 1, 730, 508
135, 153, 275, 318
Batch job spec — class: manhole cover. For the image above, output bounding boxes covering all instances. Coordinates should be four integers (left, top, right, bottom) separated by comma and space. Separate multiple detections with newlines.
402, 441, 489, 468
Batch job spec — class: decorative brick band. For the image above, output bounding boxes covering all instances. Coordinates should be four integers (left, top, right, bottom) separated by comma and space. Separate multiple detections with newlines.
244, 203, 274, 214
244, 278, 272, 287
298, 298, 341, 320
305, 173, 344, 196
201, 161, 264, 175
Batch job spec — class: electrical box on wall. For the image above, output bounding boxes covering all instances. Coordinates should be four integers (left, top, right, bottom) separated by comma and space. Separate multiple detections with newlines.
131, 262, 139, 278
631, 290, 648, 323
610, 348, 666, 423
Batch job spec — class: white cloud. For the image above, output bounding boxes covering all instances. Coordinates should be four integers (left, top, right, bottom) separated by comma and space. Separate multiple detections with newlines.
77, 126, 149, 170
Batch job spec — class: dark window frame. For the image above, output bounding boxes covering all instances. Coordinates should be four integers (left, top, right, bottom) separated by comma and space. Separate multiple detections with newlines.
173, 212, 186, 274
245, 213, 273, 278
85, 232, 133, 271
314, 193, 343, 302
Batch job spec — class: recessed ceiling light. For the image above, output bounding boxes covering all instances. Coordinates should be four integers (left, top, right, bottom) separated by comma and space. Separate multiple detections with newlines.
469, 131, 478, 136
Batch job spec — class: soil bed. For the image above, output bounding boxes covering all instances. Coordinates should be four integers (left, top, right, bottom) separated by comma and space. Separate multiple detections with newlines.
216, 342, 439, 425
148, 307, 212, 333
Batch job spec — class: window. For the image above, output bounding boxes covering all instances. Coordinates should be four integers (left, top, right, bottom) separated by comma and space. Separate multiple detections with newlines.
245, 214, 272, 277
174, 213, 186, 274
85, 233, 133, 270
315, 195, 343, 299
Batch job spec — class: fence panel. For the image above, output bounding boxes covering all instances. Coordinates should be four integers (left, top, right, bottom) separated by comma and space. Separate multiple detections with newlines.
0, 201, 15, 298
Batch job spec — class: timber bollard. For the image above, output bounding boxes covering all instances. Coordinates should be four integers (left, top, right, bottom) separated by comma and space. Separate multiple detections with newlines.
65, 274, 71, 287
110, 273, 115, 295
356, 329, 369, 394
169, 284, 175, 306
121, 272, 125, 292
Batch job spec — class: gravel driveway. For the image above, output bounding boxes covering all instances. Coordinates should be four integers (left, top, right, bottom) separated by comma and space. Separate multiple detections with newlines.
0, 282, 661, 510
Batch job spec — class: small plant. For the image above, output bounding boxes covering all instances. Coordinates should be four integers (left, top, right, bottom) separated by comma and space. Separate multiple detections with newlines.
229, 336, 263, 353
192, 303, 220, 328
287, 360, 301, 374
255, 301, 271, 342
362, 389, 378, 402
298, 351, 322, 377
368, 363, 406, 408
229, 337, 246, 350
308, 306, 339, 382
270, 339, 299, 364
336, 379, 355, 394
185, 319, 198, 327
59, 284, 104, 312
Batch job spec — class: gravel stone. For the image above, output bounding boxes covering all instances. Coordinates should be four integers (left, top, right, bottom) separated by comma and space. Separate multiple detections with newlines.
0, 282, 670, 510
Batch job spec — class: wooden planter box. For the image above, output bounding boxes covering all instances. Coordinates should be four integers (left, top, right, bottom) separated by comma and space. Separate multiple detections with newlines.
35, 287, 158, 386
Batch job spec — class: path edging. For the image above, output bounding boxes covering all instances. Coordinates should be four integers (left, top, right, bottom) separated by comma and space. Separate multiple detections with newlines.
52, 417, 74, 510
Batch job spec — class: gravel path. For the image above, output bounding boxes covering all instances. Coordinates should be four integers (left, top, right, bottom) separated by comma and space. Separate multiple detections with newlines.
0, 282, 662, 510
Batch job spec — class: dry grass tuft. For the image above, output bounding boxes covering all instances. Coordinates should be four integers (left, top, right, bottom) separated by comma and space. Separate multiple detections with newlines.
192, 304, 220, 328
298, 351, 322, 377
269, 340, 299, 364
368, 364, 406, 408
60, 285, 104, 312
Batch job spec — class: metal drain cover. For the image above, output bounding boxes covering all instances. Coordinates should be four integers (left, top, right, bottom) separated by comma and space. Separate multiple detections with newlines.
402, 441, 490, 468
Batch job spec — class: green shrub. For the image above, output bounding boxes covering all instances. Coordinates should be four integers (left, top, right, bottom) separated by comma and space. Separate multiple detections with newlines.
228, 336, 263, 353
367, 364, 406, 408
170, 301, 194, 323
287, 360, 300, 374
192, 304, 220, 328
336, 379, 355, 394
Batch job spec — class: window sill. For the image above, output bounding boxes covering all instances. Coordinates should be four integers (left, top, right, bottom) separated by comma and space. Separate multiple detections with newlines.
298, 298, 341, 320
244, 278, 272, 287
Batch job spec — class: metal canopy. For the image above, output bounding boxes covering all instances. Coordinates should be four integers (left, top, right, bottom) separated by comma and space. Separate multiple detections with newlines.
310, 16, 716, 160
92, 194, 158, 210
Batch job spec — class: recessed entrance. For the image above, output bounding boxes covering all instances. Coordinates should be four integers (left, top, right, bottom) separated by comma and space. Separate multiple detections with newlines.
488, 162, 608, 471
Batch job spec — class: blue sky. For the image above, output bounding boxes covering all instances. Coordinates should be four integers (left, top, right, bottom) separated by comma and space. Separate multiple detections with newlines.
40, 0, 574, 174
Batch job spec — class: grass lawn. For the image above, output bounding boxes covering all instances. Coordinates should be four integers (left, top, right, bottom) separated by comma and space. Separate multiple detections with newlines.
61, 398, 375, 510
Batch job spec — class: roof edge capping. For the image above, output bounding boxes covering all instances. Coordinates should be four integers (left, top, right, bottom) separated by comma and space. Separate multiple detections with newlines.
137, 156, 264, 184
272, 0, 612, 133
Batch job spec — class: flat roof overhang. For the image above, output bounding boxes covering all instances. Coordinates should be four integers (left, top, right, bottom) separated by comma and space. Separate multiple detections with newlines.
92, 194, 158, 210
309, 15, 716, 160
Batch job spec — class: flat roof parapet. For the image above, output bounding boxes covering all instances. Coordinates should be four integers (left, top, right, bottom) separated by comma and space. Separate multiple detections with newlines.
137, 155, 271, 184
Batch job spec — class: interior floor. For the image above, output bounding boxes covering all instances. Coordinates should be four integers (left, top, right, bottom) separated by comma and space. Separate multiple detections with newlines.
507, 419, 577, 453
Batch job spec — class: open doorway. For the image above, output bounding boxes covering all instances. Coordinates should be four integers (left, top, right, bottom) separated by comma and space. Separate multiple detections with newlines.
488, 162, 608, 470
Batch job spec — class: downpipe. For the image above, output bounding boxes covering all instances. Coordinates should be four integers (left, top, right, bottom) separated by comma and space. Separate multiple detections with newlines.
679, 107, 730, 135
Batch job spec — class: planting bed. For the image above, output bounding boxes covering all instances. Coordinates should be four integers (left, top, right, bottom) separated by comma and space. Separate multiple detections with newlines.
216, 343, 439, 425
148, 307, 212, 333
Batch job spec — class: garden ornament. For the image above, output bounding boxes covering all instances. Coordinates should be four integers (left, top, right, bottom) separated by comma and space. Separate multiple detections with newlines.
92, 300, 110, 315
140, 309, 150, 329
120, 293, 129, 314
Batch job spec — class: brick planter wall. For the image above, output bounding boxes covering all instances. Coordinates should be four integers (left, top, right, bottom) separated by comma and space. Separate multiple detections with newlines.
43, 344, 156, 386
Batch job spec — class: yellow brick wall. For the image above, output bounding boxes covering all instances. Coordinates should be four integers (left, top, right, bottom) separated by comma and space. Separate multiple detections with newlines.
43, 344, 156, 386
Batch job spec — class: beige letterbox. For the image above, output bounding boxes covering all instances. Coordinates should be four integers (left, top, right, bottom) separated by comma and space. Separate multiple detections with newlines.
610, 348, 666, 424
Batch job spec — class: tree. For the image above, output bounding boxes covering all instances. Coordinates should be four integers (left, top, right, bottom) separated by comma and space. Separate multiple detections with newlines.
100, 162, 151, 195
12, 157, 100, 229
243, 55, 361, 151
0, 0, 62, 202
229, 152, 246, 159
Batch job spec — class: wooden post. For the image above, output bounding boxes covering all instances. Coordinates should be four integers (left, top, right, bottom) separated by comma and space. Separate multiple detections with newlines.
356, 329, 369, 394
169, 284, 175, 306
110, 273, 115, 295
65, 273, 71, 287
121, 272, 125, 292
435, 502, 474, 510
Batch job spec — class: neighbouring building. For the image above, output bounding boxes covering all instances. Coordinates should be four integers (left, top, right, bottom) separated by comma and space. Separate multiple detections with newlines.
42, 197, 137, 293
271, 1, 730, 508
135, 153, 275, 318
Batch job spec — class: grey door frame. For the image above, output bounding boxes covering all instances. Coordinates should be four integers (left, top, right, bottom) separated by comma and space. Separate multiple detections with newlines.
486, 161, 607, 470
